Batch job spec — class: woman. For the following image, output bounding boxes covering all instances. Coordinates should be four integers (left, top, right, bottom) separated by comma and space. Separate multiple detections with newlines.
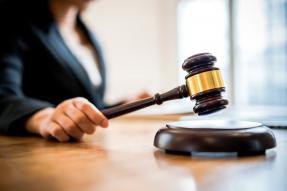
0, 0, 147, 142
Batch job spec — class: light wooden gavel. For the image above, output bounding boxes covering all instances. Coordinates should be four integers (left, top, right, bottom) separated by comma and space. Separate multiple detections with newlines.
101, 53, 228, 119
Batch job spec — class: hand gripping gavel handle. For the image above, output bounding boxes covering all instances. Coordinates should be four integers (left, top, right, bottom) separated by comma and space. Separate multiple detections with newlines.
101, 85, 189, 119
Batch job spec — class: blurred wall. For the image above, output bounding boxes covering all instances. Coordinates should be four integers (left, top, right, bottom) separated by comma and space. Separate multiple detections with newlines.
83, 0, 178, 103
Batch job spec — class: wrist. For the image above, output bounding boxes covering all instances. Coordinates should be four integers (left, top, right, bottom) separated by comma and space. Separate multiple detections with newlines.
25, 108, 55, 135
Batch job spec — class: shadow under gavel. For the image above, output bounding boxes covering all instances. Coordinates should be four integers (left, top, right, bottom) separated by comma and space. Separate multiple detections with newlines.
101, 53, 228, 119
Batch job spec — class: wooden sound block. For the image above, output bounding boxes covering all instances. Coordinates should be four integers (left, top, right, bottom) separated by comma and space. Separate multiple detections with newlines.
153, 120, 277, 156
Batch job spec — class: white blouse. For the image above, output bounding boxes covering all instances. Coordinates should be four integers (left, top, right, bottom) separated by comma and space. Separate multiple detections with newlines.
60, 28, 102, 87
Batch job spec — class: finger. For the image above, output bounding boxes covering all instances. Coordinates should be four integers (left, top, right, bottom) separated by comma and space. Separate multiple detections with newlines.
137, 91, 152, 99
49, 123, 70, 142
63, 103, 97, 134
73, 98, 109, 128
53, 114, 84, 139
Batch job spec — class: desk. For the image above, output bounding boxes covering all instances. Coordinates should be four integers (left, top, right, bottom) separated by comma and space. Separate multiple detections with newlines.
0, 116, 286, 191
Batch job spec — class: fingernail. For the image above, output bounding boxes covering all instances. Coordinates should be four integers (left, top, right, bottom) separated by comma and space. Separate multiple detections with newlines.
101, 120, 109, 128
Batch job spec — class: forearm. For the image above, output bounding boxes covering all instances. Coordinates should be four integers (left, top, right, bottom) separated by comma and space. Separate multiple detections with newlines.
0, 95, 54, 135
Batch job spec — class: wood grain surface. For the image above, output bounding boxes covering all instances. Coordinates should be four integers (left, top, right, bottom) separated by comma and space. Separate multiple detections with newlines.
0, 116, 286, 191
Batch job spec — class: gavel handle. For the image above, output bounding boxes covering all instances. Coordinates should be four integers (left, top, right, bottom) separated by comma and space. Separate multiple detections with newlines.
101, 85, 189, 119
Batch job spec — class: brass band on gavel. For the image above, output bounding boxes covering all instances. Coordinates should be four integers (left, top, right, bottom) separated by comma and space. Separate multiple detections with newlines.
185, 70, 224, 97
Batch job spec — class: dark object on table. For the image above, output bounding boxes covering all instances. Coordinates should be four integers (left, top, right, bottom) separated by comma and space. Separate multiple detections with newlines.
154, 120, 276, 156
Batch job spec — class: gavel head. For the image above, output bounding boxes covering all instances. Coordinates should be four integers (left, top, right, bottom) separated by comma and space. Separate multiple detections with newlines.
182, 53, 228, 115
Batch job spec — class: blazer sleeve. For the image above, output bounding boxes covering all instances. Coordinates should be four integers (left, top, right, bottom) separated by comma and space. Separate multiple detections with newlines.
0, 35, 54, 135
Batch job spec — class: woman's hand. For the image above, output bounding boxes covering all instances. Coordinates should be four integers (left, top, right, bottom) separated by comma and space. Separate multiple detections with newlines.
123, 91, 152, 104
26, 97, 109, 142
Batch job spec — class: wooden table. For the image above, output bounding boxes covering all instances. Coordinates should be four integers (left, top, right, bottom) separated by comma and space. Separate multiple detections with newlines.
0, 116, 286, 191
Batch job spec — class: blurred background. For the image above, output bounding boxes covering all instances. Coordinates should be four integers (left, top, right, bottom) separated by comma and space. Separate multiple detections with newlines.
82, 0, 287, 108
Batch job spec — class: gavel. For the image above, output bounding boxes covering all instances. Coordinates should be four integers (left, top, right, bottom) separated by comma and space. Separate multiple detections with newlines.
101, 53, 228, 119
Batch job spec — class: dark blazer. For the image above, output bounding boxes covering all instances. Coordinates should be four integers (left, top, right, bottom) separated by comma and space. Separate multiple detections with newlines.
0, 0, 107, 135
